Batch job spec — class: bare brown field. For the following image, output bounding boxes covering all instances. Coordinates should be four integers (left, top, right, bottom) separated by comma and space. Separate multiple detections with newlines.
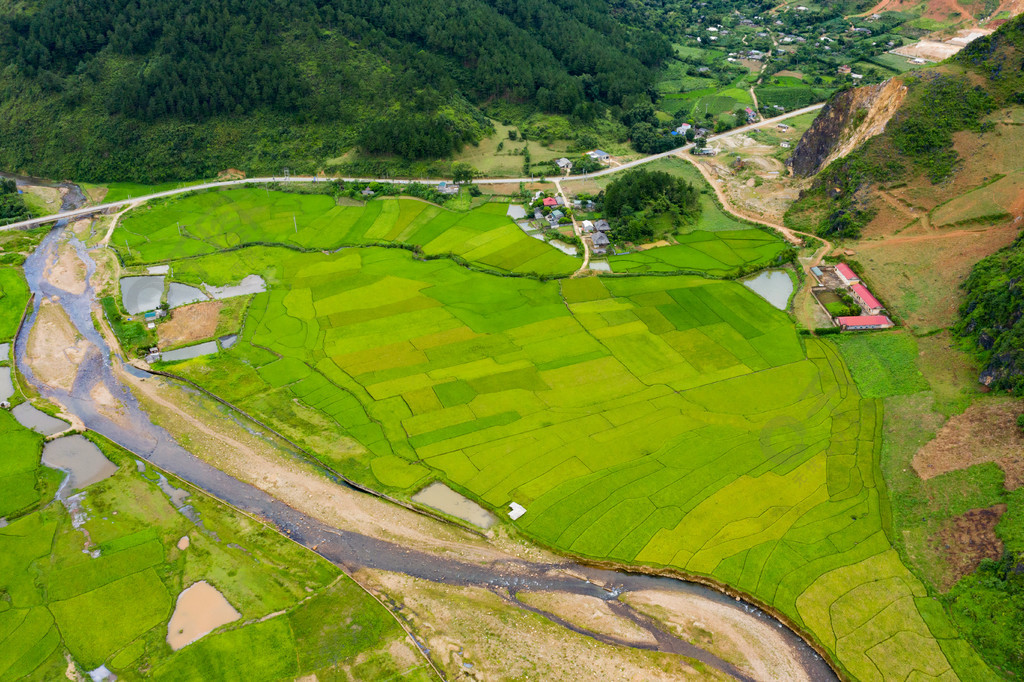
914, 398, 1024, 486
935, 505, 1006, 590
159, 301, 224, 347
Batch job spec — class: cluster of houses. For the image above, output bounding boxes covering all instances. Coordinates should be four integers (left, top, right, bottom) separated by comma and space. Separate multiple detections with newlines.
581, 219, 612, 255
810, 263, 893, 331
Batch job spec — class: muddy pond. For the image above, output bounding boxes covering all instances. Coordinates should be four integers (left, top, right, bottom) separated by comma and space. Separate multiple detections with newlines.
41, 435, 117, 490
160, 341, 219, 362
166, 580, 241, 650
412, 481, 497, 529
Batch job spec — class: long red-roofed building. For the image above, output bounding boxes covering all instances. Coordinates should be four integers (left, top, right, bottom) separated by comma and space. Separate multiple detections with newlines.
835, 262, 859, 284
837, 315, 893, 330
850, 283, 883, 314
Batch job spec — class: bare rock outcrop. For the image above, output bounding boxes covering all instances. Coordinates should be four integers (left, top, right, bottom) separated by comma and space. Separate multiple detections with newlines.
790, 79, 907, 177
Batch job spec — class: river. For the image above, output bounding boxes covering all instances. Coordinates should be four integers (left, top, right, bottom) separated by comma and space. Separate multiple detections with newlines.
13, 189, 837, 681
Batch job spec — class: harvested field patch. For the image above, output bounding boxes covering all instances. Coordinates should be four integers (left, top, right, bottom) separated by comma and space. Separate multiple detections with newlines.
936, 505, 1006, 590
159, 300, 225, 347
914, 399, 1024, 487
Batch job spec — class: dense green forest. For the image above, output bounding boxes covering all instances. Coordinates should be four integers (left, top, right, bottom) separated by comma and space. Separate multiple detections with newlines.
602, 168, 700, 242
0, 178, 31, 224
956, 231, 1024, 394
0, 0, 670, 181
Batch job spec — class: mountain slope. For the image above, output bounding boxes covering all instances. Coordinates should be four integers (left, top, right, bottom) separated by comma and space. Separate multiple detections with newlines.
0, 0, 670, 181
785, 13, 1024, 239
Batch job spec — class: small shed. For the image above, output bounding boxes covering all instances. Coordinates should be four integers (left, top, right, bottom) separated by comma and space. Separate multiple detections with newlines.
587, 150, 611, 162
361, 188, 375, 196
555, 157, 572, 170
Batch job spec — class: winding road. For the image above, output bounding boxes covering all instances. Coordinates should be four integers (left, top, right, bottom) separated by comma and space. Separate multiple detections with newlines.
0, 103, 825, 235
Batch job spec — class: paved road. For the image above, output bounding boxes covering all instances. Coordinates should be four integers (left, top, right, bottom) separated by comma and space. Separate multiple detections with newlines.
0, 104, 825, 233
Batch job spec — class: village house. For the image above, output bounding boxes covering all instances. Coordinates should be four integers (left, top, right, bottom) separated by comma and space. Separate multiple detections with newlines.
745, 107, 757, 122
594, 219, 611, 232
591, 232, 610, 254
555, 195, 565, 206
534, 209, 544, 221
542, 196, 558, 207
361, 188, 375, 196
837, 64, 852, 75
587, 150, 611, 163
555, 157, 572, 172
437, 181, 459, 195
581, 220, 595, 233
551, 209, 564, 220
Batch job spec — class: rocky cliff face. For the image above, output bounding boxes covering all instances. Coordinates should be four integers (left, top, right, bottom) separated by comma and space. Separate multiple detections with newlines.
790, 79, 908, 177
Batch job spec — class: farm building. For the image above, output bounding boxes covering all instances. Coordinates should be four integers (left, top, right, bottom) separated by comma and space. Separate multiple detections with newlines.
542, 197, 558, 207
835, 262, 860, 285
437, 181, 459, 195
361, 188, 375, 196
581, 220, 595, 232
555, 196, 565, 206
594, 219, 611, 232
592, 232, 610, 254
551, 209, 564, 220
850, 283, 884, 315
837, 315, 893, 330
587, 150, 611, 162
555, 158, 572, 171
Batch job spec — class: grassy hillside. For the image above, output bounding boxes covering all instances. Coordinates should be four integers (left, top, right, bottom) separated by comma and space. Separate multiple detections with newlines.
785, 13, 1024, 239
0, 0, 669, 181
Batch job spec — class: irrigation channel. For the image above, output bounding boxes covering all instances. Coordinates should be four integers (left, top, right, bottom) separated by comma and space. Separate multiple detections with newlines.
14, 188, 838, 682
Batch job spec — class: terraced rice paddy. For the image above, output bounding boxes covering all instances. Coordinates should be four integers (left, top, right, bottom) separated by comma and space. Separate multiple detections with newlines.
609, 228, 787, 276
111, 188, 988, 680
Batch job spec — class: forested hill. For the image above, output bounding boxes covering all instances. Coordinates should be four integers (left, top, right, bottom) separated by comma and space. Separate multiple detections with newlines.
0, 0, 670, 181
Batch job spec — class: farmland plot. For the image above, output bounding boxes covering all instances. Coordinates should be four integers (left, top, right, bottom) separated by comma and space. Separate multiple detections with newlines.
150, 238, 977, 681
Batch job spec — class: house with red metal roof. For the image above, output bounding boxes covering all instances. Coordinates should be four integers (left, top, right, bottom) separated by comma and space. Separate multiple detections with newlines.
835, 262, 859, 285
850, 283, 883, 315
837, 315, 893, 330
542, 197, 558, 207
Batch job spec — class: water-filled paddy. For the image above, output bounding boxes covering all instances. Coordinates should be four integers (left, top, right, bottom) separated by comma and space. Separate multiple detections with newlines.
167, 282, 208, 308
120, 276, 164, 314
13, 402, 68, 435
741, 269, 793, 310
161, 341, 218, 362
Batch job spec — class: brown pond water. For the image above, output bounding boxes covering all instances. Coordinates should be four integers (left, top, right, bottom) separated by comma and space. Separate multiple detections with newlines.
166, 580, 241, 650
41, 434, 117, 490
411, 481, 497, 529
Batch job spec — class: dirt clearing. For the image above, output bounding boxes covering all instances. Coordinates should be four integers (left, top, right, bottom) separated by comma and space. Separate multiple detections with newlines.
913, 399, 1024, 488
935, 505, 1006, 590
26, 299, 92, 392
159, 300, 225, 347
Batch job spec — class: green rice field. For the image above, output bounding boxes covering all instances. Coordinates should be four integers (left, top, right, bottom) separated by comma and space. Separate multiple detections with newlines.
114, 190, 580, 276
122, 199, 986, 680
609, 228, 786, 275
